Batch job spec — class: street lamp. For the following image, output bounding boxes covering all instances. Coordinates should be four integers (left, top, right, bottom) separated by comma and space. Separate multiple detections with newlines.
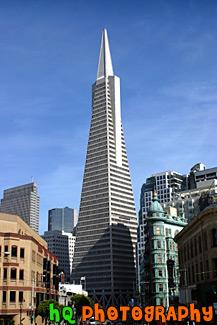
31, 278, 35, 325
80, 276, 86, 291
30, 274, 46, 324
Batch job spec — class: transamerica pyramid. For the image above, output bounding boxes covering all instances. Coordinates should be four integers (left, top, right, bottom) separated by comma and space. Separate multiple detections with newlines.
73, 29, 138, 307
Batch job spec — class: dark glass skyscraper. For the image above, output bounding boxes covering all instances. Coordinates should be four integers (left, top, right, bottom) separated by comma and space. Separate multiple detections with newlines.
48, 207, 78, 233
73, 29, 138, 307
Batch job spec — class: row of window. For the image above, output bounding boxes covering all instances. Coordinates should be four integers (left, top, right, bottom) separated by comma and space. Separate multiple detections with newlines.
149, 226, 179, 238
156, 186, 169, 192
81, 184, 108, 196
2, 268, 24, 280
156, 175, 166, 180
156, 178, 166, 185
110, 167, 131, 179
93, 96, 106, 104
111, 207, 136, 217
83, 167, 108, 179
2, 291, 23, 303
91, 109, 106, 119
80, 200, 109, 212
150, 239, 177, 251
111, 185, 133, 196
88, 126, 108, 139
86, 149, 107, 161
0, 246, 24, 258
110, 177, 132, 189
83, 179, 108, 190
179, 229, 217, 264
88, 130, 107, 141
180, 260, 210, 285
151, 254, 178, 265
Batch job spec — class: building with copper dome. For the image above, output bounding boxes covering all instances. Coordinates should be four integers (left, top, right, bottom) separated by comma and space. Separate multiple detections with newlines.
140, 190, 187, 307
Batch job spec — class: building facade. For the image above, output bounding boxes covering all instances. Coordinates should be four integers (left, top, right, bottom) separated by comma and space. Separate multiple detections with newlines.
188, 163, 217, 189
59, 283, 88, 306
175, 204, 217, 307
137, 164, 217, 291
48, 207, 78, 233
0, 213, 59, 325
141, 191, 187, 307
0, 182, 40, 233
42, 230, 76, 283
137, 171, 187, 290
167, 163, 217, 221
73, 29, 138, 307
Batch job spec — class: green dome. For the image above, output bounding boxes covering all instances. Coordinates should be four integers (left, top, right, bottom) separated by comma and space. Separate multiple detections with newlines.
149, 190, 164, 214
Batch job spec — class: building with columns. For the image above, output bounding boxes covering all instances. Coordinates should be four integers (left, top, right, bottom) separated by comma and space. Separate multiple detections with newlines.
175, 204, 217, 307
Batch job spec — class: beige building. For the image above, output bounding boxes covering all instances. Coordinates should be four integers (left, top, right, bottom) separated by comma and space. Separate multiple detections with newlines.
175, 204, 217, 306
0, 213, 59, 325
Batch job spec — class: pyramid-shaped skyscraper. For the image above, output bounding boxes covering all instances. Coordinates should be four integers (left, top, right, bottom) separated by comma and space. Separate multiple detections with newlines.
73, 29, 138, 307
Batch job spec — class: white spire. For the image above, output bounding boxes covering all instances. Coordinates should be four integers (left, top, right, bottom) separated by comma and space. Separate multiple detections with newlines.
96, 29, 114, 80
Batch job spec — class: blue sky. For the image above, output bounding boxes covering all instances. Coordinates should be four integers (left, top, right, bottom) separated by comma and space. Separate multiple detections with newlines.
0, 0, 216, 235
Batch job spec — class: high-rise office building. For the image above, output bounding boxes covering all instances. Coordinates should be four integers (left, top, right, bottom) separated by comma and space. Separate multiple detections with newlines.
0, 182, 39, 233
42, 230, 76, 283
44, 207, 77, 282
73, 29, 138, 307
48, 207, 78, 233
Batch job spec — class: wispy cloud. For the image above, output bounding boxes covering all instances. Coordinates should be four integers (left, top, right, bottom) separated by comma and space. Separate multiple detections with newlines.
0, 0, 217, 231
124, 80, 217, 209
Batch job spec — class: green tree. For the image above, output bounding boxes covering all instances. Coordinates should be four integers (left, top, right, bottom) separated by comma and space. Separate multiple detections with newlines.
71, 294, 94, 317
37, 299, 62, 324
